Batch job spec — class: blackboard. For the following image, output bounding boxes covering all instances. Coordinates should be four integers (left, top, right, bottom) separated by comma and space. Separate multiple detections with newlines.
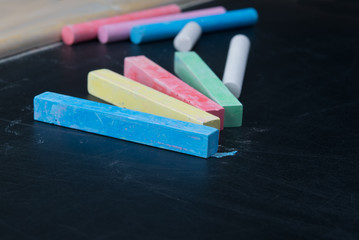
1, 0, 358, 239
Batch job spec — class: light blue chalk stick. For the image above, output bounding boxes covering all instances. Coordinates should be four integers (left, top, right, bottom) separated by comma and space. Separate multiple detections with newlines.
130, 8, 258, 44
33, 92, 219, 158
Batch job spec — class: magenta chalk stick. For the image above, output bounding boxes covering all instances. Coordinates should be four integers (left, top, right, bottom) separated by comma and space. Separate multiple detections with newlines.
124, 55, 225, 130
61, 4, 181, 45
98, 6, 226, 44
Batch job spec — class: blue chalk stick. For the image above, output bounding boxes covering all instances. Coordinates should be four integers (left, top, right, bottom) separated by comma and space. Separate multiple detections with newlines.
130, 8, 258, 44
33, 92, 219, 158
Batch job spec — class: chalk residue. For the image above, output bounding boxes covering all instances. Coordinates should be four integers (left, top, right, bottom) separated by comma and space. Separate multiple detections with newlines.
4, 119, 22, 136
211, 151, 237, 158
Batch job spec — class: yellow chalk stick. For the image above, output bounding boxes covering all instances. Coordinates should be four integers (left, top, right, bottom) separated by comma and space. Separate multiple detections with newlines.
88, 69, 220, 130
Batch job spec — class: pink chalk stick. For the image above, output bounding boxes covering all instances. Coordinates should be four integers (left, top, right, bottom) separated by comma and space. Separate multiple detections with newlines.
124, 55, 225, 130
61, 4, 181, 45
98, 6, 226, 44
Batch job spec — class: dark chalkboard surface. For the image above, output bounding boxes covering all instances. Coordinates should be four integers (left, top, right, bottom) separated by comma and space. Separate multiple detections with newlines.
1, 0, 358, 239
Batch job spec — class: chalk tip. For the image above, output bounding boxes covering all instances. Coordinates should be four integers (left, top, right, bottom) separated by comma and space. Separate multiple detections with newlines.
232, 34, 250, 43
130, 27, 144, 44
248, 7, 259, 22
224, 82, 240, 99
98, 26, 109, 44
61, 26, 75, 45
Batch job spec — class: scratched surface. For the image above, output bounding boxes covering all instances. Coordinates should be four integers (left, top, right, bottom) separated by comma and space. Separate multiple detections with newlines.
1, 0, 359, 239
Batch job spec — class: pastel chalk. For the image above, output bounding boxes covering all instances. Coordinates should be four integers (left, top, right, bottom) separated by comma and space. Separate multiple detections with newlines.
130, 8, 258, 44
124, 55, 224, 130
61, 4, 181, 45
98, 6, 225, 43
87, 69, 220, 130
34, 92, 219, 158
223, 34, 251, 98
173, 21, 202, 52
174, 52, 243, 127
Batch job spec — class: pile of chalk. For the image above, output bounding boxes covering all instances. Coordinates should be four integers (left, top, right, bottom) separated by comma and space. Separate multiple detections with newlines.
34, 4, 258, 158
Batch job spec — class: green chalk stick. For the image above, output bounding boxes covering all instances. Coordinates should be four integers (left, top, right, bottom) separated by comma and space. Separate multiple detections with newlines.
174, 51, 243, 127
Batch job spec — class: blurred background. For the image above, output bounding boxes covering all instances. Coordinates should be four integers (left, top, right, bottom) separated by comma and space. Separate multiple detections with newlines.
0, 0, 204, 58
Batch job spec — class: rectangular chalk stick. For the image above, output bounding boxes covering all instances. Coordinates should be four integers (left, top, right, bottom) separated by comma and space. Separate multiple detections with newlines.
174, 52, 243, 127
88, 69, 220, 130
34, 92, 219, 158
124, 55, 225, 130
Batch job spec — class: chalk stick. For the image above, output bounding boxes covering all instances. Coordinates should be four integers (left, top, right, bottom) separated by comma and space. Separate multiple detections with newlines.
124, 55, 224, 130
98, 6, 225, 43
223, 35, 251, 98
130, 8, 258, 44
61, 4, 181, 45
173, 22, 202, 52
88, 69, 220, 130
174, 52, 243, 127
34, 92, 219, 158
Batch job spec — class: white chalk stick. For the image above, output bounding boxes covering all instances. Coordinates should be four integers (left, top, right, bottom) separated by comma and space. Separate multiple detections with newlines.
173, 21, 202, 52
222, 34, 250, 98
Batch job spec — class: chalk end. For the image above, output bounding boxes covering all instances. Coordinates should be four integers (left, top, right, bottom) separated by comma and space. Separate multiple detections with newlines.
208, 108, 225, 130
61, 26, 75, 45
224, 82, 240, 99
130, 27, 144, 44
248, 7, 259, 23
98, 26, 109, 44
